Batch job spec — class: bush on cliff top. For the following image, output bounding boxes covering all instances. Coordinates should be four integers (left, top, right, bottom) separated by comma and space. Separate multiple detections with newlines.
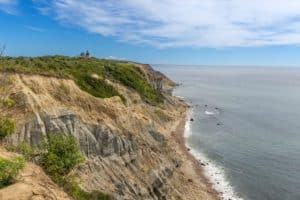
0, 56, 163, 105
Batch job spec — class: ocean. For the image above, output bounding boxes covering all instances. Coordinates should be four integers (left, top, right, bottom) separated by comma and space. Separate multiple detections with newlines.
154, 65, 300, 200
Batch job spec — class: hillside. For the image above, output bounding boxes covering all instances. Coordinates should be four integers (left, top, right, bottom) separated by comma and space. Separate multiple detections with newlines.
0, 56, 217, 200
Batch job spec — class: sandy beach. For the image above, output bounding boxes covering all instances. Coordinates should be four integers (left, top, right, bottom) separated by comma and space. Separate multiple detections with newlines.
170, 106, 220, 200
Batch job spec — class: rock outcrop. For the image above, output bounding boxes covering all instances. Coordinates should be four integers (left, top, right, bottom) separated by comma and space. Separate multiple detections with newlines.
11, 111, 138, 159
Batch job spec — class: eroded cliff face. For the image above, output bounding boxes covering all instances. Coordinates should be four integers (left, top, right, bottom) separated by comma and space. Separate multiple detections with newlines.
0, 64, 217, 200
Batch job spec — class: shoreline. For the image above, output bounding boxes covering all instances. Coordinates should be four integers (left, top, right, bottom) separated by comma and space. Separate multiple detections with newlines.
173, 105, 220, 199
174, 105, 243, 200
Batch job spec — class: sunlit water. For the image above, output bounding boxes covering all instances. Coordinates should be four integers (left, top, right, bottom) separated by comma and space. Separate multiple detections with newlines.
154, 65, 300, 200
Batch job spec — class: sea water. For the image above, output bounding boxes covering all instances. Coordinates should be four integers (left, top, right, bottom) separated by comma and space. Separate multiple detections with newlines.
154, 65, 300, 200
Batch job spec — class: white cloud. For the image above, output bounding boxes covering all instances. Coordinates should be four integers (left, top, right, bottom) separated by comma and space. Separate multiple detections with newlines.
24, 25, 46, 32
0, 0, 17, 14
36, 0, 300, 48
0, 0, 14, 3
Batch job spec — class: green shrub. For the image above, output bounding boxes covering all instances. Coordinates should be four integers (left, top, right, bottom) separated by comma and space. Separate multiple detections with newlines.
105, 63, 163, 105
2, 97, 15, 107
40, 134, 111, 199
40, 134, 84, 183
0, 156, 25, 188
75, 74, 126, 103
0, 118, 16, 138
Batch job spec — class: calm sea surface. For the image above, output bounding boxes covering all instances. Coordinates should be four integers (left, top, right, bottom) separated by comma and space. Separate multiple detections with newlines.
154, 65, 300, 200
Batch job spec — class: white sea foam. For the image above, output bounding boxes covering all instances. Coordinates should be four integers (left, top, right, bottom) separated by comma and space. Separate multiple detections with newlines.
184, 110, 243, 200
176, 95, 185, 100
205, 110, 215, 115
184, 109, 193, 138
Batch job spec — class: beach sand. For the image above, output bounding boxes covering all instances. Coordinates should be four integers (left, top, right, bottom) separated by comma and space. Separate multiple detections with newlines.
169, 108, 220, 200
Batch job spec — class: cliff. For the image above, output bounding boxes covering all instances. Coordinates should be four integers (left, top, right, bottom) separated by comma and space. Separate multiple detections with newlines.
0, 56, 217, 200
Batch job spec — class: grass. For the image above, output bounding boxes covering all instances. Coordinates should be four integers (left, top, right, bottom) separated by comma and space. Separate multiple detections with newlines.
0, 56, 163, 105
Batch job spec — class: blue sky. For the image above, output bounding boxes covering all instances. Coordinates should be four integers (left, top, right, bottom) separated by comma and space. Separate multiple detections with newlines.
1, 0, 300, 65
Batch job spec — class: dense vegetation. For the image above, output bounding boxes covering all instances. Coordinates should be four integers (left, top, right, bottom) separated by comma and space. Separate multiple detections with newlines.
76, 74, 126, 103
0, 156, 25, 188
40, 134, 111, 200
0, 56, 163, 105
105, 63, 163, 104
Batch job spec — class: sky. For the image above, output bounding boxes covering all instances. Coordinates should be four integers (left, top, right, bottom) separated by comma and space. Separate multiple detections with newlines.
1, 0, 300, 65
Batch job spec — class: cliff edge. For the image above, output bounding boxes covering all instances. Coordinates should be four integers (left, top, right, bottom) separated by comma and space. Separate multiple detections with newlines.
0, 56, 217, 200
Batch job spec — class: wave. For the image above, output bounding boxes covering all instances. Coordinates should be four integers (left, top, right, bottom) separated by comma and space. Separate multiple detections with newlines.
184, 109, 243, 200
205, 110, 215, 115
176, 95, 185, 100
184, 109, 193, 138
